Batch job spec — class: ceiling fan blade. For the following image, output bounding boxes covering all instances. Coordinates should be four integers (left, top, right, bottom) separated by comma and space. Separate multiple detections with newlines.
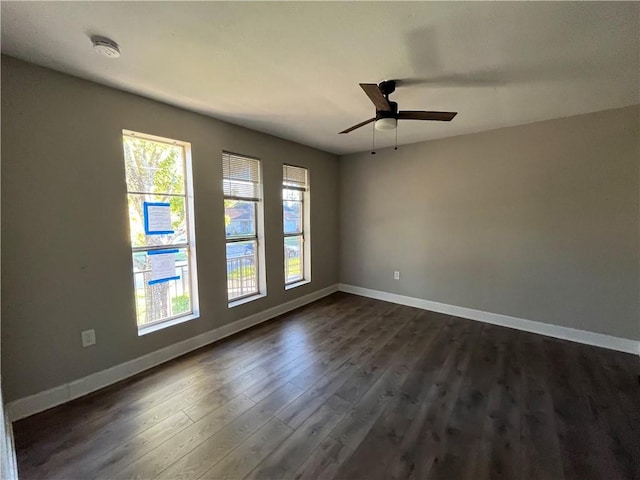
398, 111, 458, 121
339, 117, 376, 134
396, 75, 502, 88
359, 84, 391, 111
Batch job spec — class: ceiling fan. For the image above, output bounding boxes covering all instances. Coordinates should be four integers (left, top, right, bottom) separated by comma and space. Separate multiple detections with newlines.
339, 80, 457, 134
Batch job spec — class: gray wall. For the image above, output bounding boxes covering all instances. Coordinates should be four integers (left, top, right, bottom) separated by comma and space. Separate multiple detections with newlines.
340, 105, 640, 340
1, 56, 339, 402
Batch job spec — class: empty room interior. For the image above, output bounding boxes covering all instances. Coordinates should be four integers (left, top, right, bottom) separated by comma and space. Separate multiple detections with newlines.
1, 2, 639, 479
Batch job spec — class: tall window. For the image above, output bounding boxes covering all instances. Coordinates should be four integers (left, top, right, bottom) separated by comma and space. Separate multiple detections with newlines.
283, 165, 309, 286
223, 152, 263, 302
122, 131, 198, 333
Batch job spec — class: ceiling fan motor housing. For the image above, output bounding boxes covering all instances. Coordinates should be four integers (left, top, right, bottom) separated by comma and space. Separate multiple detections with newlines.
378, 80, 396, 96
377, 101, 398, 119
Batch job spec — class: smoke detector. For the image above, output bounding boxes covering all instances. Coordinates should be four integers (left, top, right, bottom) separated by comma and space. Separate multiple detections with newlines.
91, 37, 120, 58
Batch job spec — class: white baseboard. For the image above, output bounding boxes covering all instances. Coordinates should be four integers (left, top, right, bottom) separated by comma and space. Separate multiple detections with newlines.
339, 284, 640, 356
7, 284, 339, 422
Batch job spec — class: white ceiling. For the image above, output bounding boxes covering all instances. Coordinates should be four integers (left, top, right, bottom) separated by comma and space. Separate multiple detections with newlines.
1, 2, 638, 155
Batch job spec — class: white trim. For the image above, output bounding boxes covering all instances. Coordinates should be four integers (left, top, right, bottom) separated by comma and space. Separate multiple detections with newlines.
7, 284, 339, 422
228, 293, 267, 309
285, 279, 311, 291
138, 313, 200, 336
338, 284, 640, 356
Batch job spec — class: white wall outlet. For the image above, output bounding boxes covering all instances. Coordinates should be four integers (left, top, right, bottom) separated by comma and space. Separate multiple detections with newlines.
81, 329, 96, 347
394, 271, 400, 280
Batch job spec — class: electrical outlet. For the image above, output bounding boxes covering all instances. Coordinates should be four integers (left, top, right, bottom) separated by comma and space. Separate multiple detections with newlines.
394, 271, 400, 280
81, 329, 96, 347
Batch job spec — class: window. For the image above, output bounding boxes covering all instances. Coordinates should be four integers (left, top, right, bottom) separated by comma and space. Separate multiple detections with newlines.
223, 152, 264, 303
122, 131, 198, 333
283, 165, 310, 286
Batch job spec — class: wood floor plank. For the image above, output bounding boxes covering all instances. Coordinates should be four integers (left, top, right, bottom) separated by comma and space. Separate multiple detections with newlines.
293, 436, 353, 480
19, 379, 231, 478
544, 338, 618, 480
287, 313, 386, 391
156, 383, 304, 480
276, 312, 401, 429
242, 349, 329, 403
470, 326, 523, 480
89, 411, 194, 480
177, 304, 369, 422
333, 310, 421, 404
245, 395, 351, 480
334, 316, 469, 480
388, 321, 482, 479
571, 344, 639, 479
200, 417, 293, 480
112, 394, 255, 479
15, 361, 239, 467
183, 360, 293, 422
24, 410, 194, 480
589, 348, 640, 478
422, 324, 500, 480
329, 312, 444, 452
277, 360, 358, 429
239, 306, 384, 406
517, 332, 565, 480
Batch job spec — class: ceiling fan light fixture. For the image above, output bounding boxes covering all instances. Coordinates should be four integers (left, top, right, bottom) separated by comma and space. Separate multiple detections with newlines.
375, 117, 397, 131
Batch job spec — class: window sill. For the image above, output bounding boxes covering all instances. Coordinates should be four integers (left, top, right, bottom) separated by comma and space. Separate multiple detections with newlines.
137, 312, 200, 336
228, 293, 266, 308
285, 279, 311, 291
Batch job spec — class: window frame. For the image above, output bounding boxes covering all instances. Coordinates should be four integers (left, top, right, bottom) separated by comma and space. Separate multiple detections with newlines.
283, 164, 310, 288
122, 130, 199, 335
223, 151, 265, 305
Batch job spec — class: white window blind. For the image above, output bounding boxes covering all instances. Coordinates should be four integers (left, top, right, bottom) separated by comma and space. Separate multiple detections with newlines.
283, 164, 308, 191
223, 152, 261, 200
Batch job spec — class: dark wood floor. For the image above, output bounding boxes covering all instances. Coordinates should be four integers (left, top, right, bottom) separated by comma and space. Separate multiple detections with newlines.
13, 292, 640, 480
